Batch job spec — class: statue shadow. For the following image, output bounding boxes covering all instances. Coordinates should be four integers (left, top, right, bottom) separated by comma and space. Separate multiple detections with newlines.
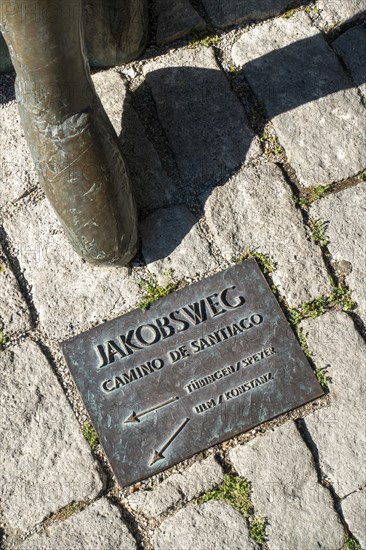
119, 12, 366, 263
0, 10, 365, 268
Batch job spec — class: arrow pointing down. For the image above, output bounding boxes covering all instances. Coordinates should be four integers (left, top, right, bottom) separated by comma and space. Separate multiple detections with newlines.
150, 417, 190, 466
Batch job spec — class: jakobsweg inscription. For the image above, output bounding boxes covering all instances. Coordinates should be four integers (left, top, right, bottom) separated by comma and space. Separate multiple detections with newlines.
96, 285, 248, 368
61, 259, 323, 486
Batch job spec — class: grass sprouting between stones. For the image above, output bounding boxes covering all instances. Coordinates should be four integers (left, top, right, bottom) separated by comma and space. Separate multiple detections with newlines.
295, 184, 332, 208
357, 169, 366, 181
248, 516, 267, 545
194, 474, 266, 544
137, 272, 177, 311
287, 283, 356, 327
281, 0, 302, 19
344, 533, 361, 550
314, 367, 328, 390
287, 297, 327, 325
188, 29, 220, 49
233, 250, 273, 275
293, 326, 311, 357
309, 218, 328, 247
328, 282, 356, 312
82, 421, 98, 451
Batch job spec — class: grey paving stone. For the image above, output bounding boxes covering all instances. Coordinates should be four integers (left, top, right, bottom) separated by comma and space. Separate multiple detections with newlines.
203, 159, 331, 307
202, 0, 292, 28
0, 340, 104, 531
155, 0, 206, 44
141, 205, 218, 282
230, 421, 344, 550
333, 27, 366, 99
153, 500, 256, 550
341, 489, 366, 549
3, 198, 140, 341
0, 245, 30, 335
0, 77, 39, 208
231, 12, 366, 187
300, 312, 366, 497
316, 0, 366, 27
128, 456, 223, 516
92, 70, 177, 211
22, 498, 136, 550
310, 183, 366, 324
142, 46, 260, 190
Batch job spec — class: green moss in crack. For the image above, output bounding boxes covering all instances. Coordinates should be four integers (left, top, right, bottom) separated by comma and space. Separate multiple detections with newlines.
194, 474, 253, 517
328, 283, 356, 312
194, 474, 267, 544
315, 367, 328, 390
287, 297, 327, 326
294, 326, 312, 357
233, 250, 274, 275
82, 421, 98, 451
295, 184, 332, 208
249, 515, 266, 545
357, 169, 366, 181
309, 218, 328, 247
137, 273, 177, 311
344, 533, 361, 550
188, 28, 220, 49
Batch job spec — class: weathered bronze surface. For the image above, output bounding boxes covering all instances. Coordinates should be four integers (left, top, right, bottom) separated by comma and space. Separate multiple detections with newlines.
61, 260, 323, 487
0, 1, 148, 72
0, 0, 148, 265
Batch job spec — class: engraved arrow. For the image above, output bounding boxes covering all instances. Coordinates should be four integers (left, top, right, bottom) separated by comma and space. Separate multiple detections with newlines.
150, 417, 190, 466
124, 396, 180, 424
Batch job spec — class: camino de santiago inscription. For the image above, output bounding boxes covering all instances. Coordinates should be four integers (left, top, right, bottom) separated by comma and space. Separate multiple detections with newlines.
61, 260, 323, 486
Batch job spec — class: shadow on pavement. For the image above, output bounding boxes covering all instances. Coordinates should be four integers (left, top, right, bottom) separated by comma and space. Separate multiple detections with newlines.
120, 11, 365, 262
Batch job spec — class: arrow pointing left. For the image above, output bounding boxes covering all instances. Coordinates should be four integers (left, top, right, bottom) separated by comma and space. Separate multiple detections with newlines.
124, 396, 180, 423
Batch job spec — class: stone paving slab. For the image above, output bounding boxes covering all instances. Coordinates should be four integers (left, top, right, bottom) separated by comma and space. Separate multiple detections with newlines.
230, 421, 344, 550
1, 8, 365, 548
316, 0, 366, 27
0, 245, 30, 335
231, 12, 366, 186
310, 182, 366, 324
341, 489, 366, 549
2, 198, 140, 341
202, 0, 292, 29
153, 500, 256, 550
141, 205, 218, 282
0, 339, 104, 532
0, 76, 38, 208
128, 456, 223, 516
155, 0, 206, 44
300, 312, 366, 498
142, 46, 260, 190
21, 498, 136, 550
92, 70, 177, 212
203, 159, 331, 307
332, 26, 366, 99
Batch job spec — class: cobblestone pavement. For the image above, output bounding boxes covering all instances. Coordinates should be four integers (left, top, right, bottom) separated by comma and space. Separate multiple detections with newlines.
1, 1, 365, 549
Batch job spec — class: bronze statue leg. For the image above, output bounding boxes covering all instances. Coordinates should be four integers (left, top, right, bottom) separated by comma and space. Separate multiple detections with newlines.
0, 0, 143, 265
84, 0, 148, 67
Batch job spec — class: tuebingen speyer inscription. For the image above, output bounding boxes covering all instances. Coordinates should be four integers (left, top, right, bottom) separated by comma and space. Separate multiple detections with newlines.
61, 259, 323, 486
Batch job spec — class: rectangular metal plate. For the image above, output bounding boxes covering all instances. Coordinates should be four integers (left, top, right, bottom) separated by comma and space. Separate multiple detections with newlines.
61, 259, 323, 486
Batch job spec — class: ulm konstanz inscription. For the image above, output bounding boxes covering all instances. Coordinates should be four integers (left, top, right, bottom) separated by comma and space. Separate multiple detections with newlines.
61, 259, 323, 486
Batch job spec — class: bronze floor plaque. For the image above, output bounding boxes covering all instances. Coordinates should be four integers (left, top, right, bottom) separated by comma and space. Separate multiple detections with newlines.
61, 259, 323, 486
